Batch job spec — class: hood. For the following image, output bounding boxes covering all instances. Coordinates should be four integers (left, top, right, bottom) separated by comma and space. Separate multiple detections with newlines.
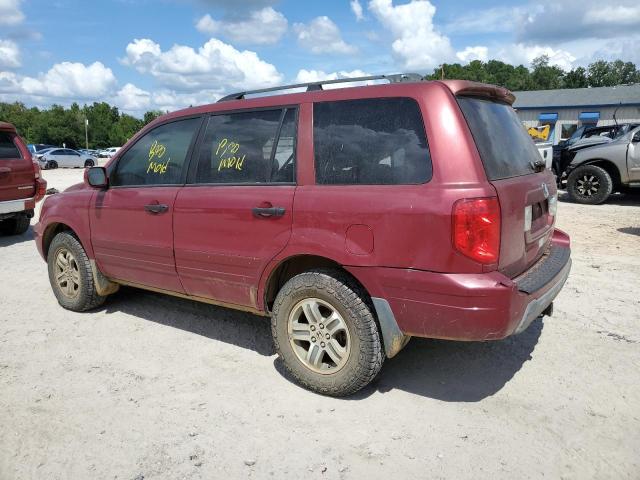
64, 182, 86, 193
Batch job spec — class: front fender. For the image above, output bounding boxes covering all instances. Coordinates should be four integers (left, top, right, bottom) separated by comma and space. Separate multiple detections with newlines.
34, 189, 95, 261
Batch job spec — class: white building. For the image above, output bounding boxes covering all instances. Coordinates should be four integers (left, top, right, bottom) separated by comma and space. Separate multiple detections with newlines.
513, 84, 640, 144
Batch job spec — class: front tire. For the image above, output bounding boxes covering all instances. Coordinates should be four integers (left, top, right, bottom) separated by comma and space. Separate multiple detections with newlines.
47, 232, 107, 311
271, 269, 384, 396
47, 160, 58, 169
567, 164, 613, 205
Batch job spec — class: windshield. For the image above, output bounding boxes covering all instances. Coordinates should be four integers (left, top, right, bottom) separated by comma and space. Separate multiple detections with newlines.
457, 96, 539, 180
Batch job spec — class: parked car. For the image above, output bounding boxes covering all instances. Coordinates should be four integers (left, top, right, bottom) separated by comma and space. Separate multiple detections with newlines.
98, 147, 121, 158
553, 123, 640, 185
28, 143, 57, 154
565, 126, 640, 204
0, 122, 47, 235
34, 76, 572, 396
37, 148, 96, 169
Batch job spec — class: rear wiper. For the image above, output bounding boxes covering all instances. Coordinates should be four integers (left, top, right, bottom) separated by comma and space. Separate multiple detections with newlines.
530, 159, 546, 172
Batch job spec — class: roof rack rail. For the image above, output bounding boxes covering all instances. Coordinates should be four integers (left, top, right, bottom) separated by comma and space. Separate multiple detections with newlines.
217, 73, 423, 102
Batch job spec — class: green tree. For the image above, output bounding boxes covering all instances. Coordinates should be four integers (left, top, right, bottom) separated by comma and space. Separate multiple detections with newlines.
530, 55, 564, 90
564, 67, 588, 88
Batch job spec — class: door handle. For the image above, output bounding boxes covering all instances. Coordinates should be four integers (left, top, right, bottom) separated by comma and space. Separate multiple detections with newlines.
144, 203, 169, 214
0, 167, 11, 176
252, 206, 285, 218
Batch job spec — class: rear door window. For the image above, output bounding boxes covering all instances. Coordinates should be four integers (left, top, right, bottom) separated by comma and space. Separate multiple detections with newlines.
0, 132, 21, 160
193, 108, 297, 184
111, 117, 201, 187
457, 97, 539, 180
313, 98, 431, 185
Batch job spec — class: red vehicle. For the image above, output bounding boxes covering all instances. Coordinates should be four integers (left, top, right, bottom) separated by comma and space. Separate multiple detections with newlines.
0, 122, 47, 235
34, 76, 571, 396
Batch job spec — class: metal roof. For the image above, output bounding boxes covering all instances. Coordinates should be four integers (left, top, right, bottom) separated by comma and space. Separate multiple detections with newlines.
513, 84, 640, 109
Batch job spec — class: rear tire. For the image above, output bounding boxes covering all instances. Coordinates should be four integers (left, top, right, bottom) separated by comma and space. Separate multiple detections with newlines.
47, 232, 107, 311
0, 215, 30, 235
271, 268, 384, 396
84, 159, 94, 168
567, 164, 612, 205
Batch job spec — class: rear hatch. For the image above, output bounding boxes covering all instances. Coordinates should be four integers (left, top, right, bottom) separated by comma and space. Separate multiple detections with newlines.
457, 96, 557, 278
0, 123, 35, 202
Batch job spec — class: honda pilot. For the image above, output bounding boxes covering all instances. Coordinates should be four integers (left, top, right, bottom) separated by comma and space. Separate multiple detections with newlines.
34, 76, 571, 396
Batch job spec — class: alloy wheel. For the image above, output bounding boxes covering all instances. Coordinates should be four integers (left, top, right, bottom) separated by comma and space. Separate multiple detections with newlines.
54, 248, 80, 298
287, 298, 351, 374
576, 174, 600, 197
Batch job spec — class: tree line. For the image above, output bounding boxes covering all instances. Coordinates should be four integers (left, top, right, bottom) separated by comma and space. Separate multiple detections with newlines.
1, 56, 638, 149
0, 101, 164, 149
425, 56, 640, 92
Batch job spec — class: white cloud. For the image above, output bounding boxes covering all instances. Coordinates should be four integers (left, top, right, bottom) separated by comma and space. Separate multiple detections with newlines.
0, 39, 20, 68
368, 0, 453, 70
518, 0, 640, 43
293, 16, 357, 55
351, 0, 364, 21
444, 6, 531, 35
114, 83, 152, 112
122, 37, 283, 92
0, 0, 24, 26
19, 62, 117, 99
295, 69, 382, 89
496, 44, 576, 70
456, 46, 488, 63
583, 5, 640, 26
195, 7, 287, 45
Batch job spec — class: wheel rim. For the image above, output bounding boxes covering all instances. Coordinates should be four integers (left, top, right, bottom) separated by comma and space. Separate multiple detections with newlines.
287, 298, 351, 375
54, 248, 81, 298
576, 174, 600, 197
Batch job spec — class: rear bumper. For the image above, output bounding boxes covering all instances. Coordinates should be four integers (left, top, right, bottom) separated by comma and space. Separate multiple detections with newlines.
0, 197, 35, 216
351, 229, 571, 341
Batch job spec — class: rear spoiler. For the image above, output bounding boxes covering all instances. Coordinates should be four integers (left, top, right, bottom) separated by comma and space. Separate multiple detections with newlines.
438, 80, 515, 105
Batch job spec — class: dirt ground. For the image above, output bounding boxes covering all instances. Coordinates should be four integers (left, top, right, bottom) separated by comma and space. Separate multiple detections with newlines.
1, 168, 639, 480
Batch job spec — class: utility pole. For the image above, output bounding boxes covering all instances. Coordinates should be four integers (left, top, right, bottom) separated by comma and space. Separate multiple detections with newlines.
85, 118, 89, 149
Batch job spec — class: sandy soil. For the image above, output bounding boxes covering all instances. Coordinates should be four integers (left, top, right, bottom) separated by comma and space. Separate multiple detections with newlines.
1, 168, 639, 479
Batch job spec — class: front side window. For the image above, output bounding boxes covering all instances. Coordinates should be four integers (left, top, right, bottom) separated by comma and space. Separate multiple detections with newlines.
194, 108, 297, 184
313, 98, 432, 185
0, 132, 21, 160
111, 117, 201, 187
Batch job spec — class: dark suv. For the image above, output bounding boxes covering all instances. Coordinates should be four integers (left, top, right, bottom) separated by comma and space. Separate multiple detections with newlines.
34, 76, 571, 396
0, 122, 47, 235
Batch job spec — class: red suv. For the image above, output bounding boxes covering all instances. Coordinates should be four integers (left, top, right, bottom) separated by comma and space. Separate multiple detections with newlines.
34, 76, 571, 396
0, 122, 47, 235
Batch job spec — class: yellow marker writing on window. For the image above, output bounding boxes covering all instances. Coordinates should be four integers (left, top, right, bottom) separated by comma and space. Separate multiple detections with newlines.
218, 155, 245, 171
149, 140, 166, 161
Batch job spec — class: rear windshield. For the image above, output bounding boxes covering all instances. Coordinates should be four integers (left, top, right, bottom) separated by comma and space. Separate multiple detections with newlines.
0, 132, 21, 159
457, 97, 539, 180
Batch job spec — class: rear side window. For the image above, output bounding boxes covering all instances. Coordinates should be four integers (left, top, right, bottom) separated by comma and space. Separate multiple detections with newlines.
313, 98, 431, 185
193, 108, 296, 184
0, 132, 21, 159
457, 97, 539, 180
111, 117, 200, 187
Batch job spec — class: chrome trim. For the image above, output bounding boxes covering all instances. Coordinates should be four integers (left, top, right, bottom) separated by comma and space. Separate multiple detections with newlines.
514, 258, 572, 334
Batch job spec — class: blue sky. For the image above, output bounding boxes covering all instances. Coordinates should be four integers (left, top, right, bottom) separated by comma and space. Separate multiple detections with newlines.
1, 0, 639, 116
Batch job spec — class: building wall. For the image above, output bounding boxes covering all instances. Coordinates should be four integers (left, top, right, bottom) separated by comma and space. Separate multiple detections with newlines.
517, 105, 640, 143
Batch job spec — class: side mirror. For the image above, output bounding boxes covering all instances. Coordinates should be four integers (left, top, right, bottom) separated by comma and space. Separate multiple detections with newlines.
87, 166, 108, 188
633, 132, 640, 143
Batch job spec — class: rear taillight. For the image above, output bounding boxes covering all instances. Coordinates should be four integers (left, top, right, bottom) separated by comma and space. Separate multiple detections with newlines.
452, 197, 501, 264
33, 161, 47, 203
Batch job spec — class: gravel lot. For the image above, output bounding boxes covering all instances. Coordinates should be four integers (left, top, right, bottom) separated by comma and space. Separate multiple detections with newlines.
1, 168, 639, 479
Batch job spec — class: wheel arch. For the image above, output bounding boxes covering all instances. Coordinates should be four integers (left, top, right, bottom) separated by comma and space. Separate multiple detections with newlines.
573, 159, 622, 190
262, 254, 358, 313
